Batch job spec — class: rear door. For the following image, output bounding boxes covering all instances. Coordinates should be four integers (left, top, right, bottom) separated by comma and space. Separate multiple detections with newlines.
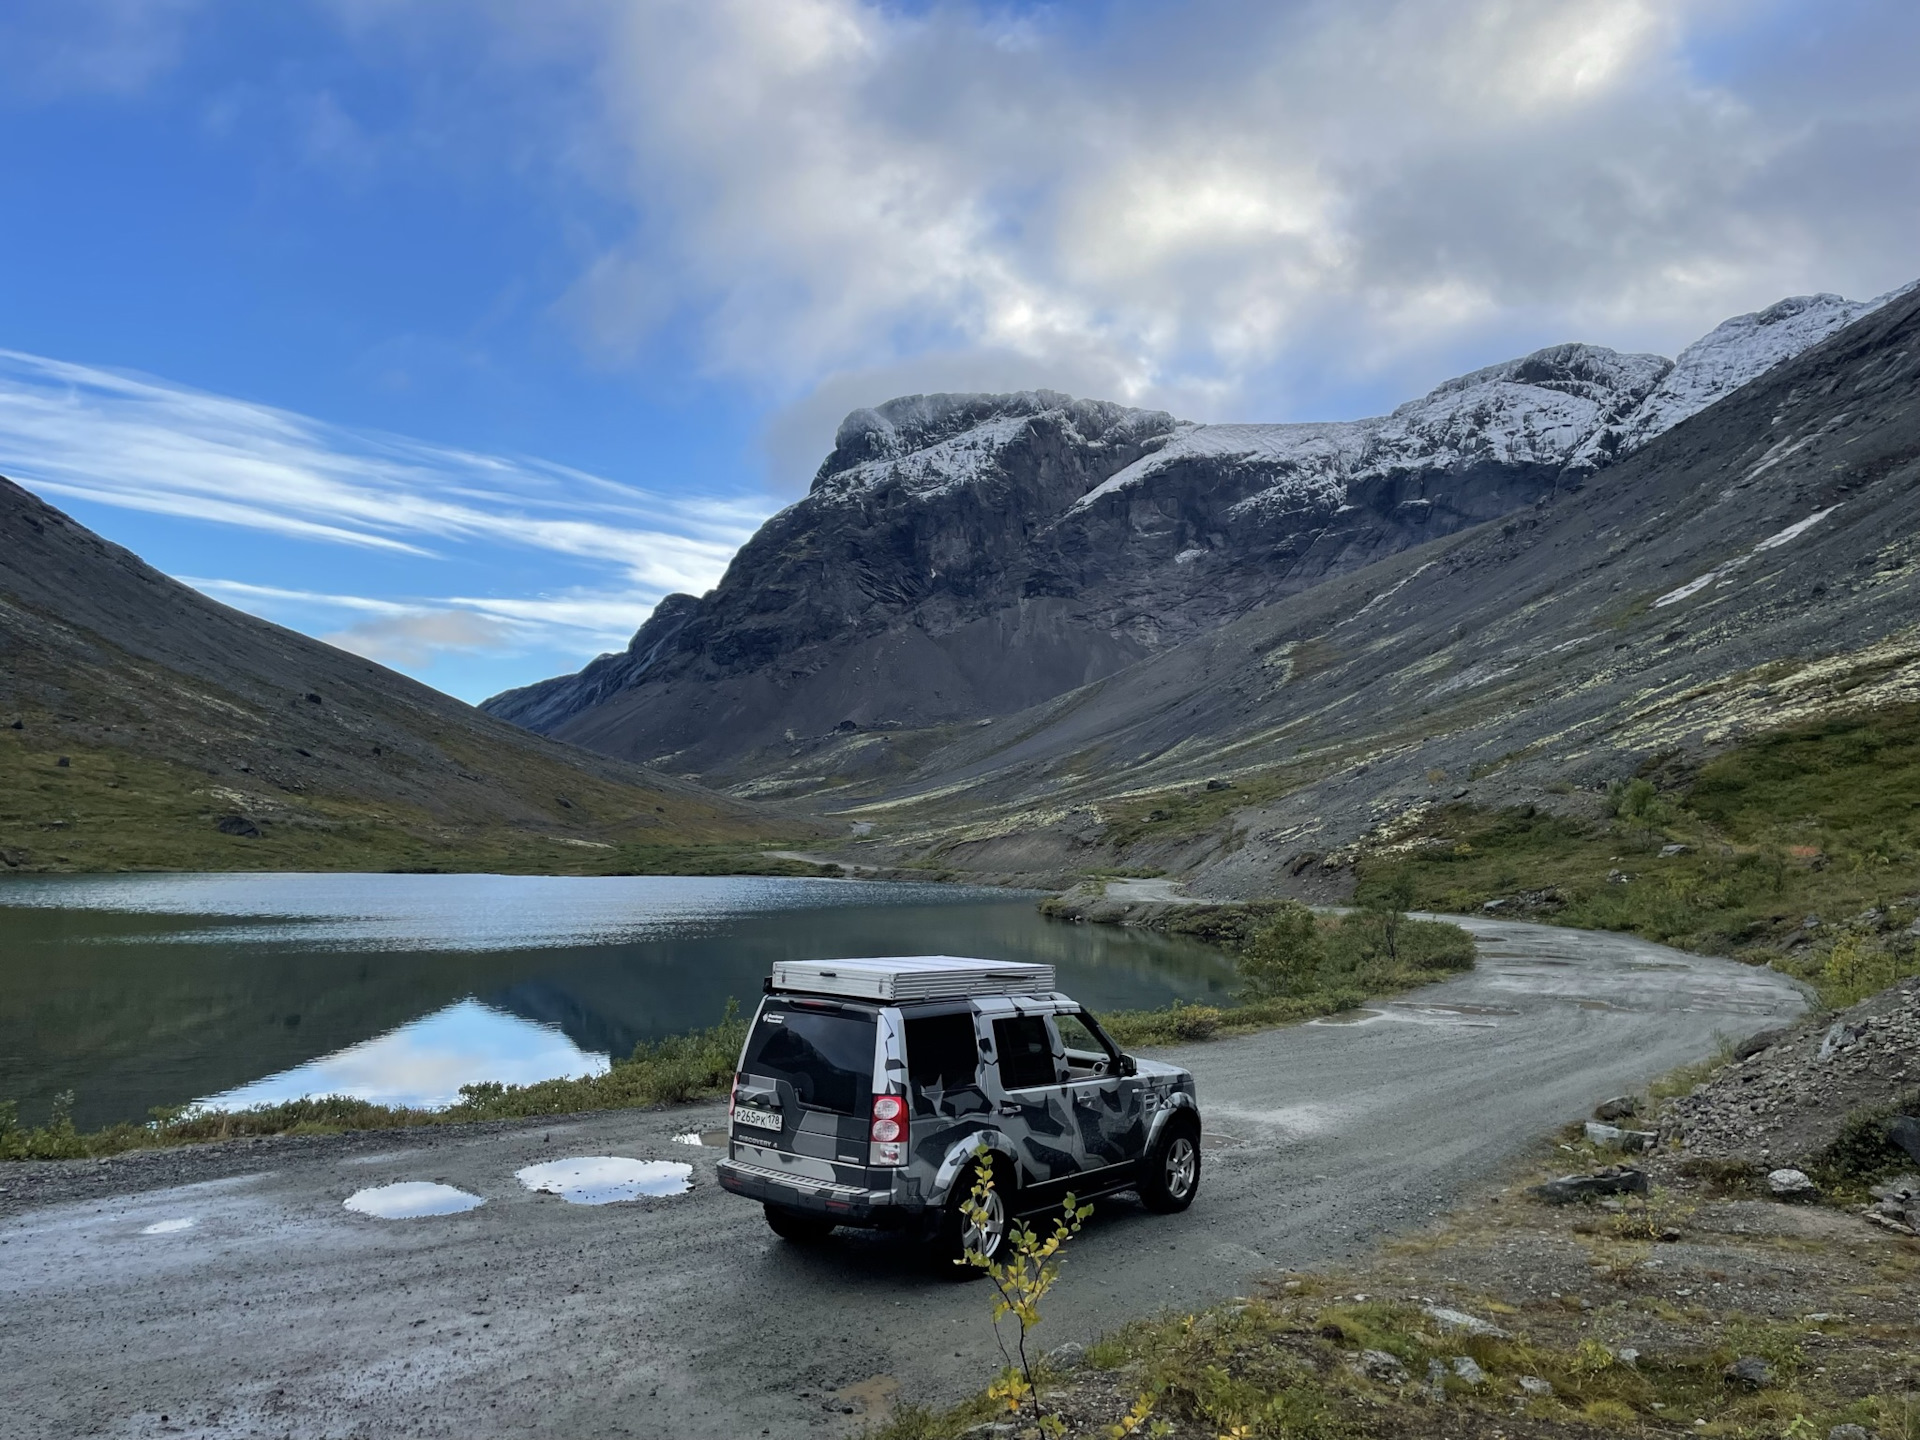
732, 1000, 877, 1182
984, 1012, 1082, 1187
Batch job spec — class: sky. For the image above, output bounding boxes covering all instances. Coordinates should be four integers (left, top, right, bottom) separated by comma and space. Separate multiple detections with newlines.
1, 0, 1915, 704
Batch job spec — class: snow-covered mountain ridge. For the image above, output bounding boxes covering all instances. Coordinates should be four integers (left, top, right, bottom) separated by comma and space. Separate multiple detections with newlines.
483, 284, 1909, 788
812, 290, 1899, 521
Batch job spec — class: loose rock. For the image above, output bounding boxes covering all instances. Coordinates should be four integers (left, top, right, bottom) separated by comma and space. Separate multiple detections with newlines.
1450, 1356, 1487, 1387
1593, 1096, 1640, 1122
1422, 1305, 1511, 1340
1585, 1121, 1658, 1152
1352, 1350, 1411, 1384
1530, 1166, 1649, 1203
1768, 1168, 1818, 1199
1517, 1376, 1554, 1397
1724, 1356, 1775, 1389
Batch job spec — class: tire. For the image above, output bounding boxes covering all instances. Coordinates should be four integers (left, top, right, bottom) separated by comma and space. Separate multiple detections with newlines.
763, 1204, 836, 1244
931, 1157, 1010, 1277
1139, 1111, 1201, 1213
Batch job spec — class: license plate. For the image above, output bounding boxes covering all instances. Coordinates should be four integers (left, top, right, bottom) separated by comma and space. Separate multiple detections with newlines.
733, 1105, 782, 1132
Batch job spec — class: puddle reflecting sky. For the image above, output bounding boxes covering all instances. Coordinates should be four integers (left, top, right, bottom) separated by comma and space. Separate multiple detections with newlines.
516, 1157, 693, 1204
196, 998, 608, 1112
343, 1181, 486, 1218
140, 1217, 195, 1235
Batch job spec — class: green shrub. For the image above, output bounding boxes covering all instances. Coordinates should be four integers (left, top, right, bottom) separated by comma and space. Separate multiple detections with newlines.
1814, 1089, 1920, 1187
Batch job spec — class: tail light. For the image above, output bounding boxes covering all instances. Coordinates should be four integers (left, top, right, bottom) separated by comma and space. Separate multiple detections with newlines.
869, 1092, 907, 1167
728, 1075, 739, 1121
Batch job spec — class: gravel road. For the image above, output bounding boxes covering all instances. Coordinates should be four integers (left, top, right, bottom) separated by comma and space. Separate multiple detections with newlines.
0, 918, 1806, 1439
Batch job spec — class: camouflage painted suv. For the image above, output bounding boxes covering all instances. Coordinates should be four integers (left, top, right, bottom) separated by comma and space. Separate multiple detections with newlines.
715, 956, 1202, 1262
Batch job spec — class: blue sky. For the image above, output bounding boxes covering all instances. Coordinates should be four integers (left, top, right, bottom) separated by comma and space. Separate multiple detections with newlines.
1, 0, 1915, 703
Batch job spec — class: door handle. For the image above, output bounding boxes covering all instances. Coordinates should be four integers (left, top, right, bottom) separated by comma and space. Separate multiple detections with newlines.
998, 1103, 1023, 1117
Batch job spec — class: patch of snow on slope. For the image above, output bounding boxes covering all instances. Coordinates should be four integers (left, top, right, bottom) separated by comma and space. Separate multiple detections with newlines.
1571, 292, 1893, 468
1654, 505, 1842, 607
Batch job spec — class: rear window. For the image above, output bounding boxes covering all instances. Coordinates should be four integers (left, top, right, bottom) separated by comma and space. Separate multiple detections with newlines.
741, 1004, 876, 1115
993, 1015, 1058, 1091
906, 1012, 980, 1103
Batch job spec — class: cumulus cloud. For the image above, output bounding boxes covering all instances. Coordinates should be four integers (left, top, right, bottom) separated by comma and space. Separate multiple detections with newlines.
454, 0, 1920, 482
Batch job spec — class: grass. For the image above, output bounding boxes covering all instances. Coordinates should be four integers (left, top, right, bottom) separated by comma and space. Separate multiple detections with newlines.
1048, 899, 1478, 1047
864, 1044, 1920, 1440
0, 710, 828, 877
0, 1006, 751, 1161
1353, 700, 1920, 1009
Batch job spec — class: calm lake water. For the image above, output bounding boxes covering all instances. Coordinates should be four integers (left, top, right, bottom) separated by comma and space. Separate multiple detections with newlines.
0, 873, 1236, 1128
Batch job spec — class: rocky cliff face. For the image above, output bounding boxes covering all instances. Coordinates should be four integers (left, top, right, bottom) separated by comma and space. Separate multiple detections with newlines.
484, 291, 1899, 787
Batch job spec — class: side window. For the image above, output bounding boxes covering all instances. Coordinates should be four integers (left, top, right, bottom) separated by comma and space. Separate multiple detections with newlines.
993, 1015, 1058, 1091
905, 1012, 980, 1107
1054, 1012, 1109, 1059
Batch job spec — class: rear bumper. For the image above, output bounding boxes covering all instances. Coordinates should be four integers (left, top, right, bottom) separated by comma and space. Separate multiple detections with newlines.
717, 1158, 931, 1230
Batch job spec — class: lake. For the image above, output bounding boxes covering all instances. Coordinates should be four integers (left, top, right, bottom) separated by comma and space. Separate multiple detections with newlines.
0, 873, 1237, 1128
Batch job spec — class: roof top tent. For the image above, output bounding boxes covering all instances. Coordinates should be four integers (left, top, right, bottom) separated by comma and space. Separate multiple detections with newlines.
768, 955, 1056, 1003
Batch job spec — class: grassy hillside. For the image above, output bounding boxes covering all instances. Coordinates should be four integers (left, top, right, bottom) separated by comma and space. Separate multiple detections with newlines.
0, 475, 822, 872
0, 716, 823, 876
1356, 700, 1920, 1007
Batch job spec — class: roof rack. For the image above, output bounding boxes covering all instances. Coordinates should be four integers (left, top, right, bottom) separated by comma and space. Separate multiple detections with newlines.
769, 955, 1057, 1003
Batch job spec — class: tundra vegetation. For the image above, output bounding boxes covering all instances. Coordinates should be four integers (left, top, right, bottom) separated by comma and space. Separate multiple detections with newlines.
873, 1067, 1920, 1440
1070, 893, 1478, 1049
1354, 700, 1920, 1011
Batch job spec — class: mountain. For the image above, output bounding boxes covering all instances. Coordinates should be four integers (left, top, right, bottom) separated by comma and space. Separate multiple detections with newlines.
0, 478, 798, 872
820, 280, 1920, 891
484, 290, 1899, 796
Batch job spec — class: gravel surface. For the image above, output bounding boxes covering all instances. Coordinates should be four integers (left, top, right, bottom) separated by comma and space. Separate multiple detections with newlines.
1667, 975, 1919, 1164
0, 918, 1805, 1439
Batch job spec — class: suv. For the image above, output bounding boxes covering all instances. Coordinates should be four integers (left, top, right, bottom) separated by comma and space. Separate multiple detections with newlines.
715, 956, 1203, 1262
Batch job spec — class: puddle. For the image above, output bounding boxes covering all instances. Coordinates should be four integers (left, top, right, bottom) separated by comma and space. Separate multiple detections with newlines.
672, 1129, 730, 1149
1308, 1009, 1384, 1026
1200, 1130, 1246, 1152
514, 1157, 693, 1205
1389, 1002, 1519, 1017
342, 1182, 487, 1219
140, 1217, 195, 1235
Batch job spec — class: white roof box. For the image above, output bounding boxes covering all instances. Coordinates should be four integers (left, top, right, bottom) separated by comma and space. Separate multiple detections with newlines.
770, 955, 1056, 1003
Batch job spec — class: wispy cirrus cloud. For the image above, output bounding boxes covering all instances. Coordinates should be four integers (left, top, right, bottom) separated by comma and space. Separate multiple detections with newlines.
0, 349, 763, 589
0, 350, 773, 691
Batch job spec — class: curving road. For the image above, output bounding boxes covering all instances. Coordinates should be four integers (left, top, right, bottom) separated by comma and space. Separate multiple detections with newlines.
0, 918, 1806, 1439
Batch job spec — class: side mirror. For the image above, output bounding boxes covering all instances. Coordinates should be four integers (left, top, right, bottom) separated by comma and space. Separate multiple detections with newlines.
1116, 1054, 1138, 1078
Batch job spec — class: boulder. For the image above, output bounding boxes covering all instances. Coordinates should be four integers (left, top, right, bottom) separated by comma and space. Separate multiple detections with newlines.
1724, 1356, 1775, 1389
1733, 1026, 1788, 1062
1517, 1376, 1554, 1397
1530, 1167, 1649, 1204
1585, 1121, 1658, 1152
1888, 1115, 1920, 1165
1593, 1095, 1640, 1122
1449, 1356, 1487, 1387
1045, 1341, 1085, 1371
1768, 1168, 1818, 1198
1423, 1305, 1511, 1340
1352, 1350, 1411, 1384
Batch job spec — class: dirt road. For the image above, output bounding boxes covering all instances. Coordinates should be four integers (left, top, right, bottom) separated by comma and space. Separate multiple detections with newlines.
0, 918, 1806, 1438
